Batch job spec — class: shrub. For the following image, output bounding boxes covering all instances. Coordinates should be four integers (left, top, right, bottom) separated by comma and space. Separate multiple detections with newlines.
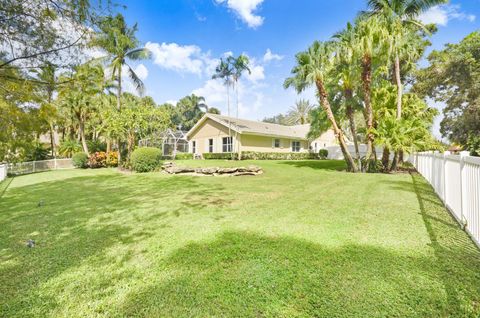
59, 139, 81, 158
87, 140, 107, 153
240, 151, 319, 160
72, 152, 88, 168
467, 135, 480, 157
130, 147, 162, 172
26, 142, 50, 161
106, 152, 118, 167
88, 151, 107, 168
203, 152, 238, 160
318, 149, 328, 160
174, 153, 193, 160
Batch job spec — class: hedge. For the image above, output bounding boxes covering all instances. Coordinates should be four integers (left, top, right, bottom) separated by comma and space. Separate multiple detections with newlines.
203, 152, 238, 160
240, 151, 321, 160
174, 153, 193, 160
130, 147, 162, 172
72, 152, 88, 168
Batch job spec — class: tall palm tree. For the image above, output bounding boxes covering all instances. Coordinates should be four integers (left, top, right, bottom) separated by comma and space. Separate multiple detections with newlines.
287, 99, 313, 125
332, 22, 362, 167
212, 58, 234, 154
228, 54, 250, 157
91, 13, 150, 163
366, 0, 447, 119
284, 41, 358, 172
354, 15, 389, 168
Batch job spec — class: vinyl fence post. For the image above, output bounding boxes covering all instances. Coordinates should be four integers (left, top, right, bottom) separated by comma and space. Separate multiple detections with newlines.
54, 158, 57, 170
33, 160, 36, 173
459, 151, 469, 227
443, 151, 450, 203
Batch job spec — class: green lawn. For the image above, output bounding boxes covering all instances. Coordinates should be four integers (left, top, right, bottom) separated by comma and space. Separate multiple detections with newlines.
1, 160, 479, 317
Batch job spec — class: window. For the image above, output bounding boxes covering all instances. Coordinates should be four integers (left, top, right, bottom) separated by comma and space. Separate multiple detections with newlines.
208, 139, 214, 153
192, 141, 196, 153
222, 137, 232, 152
292, 141, 301, 152
273, 138, 280, 148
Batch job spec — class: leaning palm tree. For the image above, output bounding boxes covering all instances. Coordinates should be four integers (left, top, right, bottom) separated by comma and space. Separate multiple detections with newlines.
286, 99, 313, 125
365, 0, 447, 119
284, 41, 358, 172
91, 13, 150, 163
36, 62, 58, 157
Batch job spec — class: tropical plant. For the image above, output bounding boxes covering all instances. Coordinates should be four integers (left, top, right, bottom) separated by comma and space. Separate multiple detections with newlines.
91, 13, 151, 163
172, 94, 209, 130
286, 99, 314, 125
284, 41, 358, 172
58, 139, 82, 158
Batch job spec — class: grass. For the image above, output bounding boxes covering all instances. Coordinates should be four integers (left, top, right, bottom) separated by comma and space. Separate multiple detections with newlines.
0, 160, 479, 317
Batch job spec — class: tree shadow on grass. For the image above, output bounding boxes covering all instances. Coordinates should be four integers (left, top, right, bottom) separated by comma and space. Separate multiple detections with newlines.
0, 173, 230, 317
279, 160, 346, 171
120, 231, 480, 317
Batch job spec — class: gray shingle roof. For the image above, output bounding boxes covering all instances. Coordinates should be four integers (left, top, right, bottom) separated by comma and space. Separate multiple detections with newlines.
190, 113, 311, 139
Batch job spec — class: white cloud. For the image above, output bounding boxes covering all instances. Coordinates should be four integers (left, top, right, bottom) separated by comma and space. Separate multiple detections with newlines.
215, 0, 265, 28
263, 49, 283, 63
134, 64, 148, 80
419, 4, 476, 26
245, 61, 265, 83
145, 42, 206, 74
193, 77, 265, 117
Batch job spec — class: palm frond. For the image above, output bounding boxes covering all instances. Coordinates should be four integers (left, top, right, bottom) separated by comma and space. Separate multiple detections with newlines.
127, 64, 145, 96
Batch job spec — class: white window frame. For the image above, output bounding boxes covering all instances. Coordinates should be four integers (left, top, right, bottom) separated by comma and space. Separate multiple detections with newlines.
291, 141, 301, 152
208, 138, 214, 153
272, 138, 281, 148
222, 137, 233, 152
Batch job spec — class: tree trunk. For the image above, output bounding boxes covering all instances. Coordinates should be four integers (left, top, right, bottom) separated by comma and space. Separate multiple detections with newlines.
390, 151, 398, 172
117, 66, 122, 165
362, 54, 375, 169
394, 53, 402, 119
316, 80, 358, 172
106, 138, 111, 153
381, 146, 390, 172
345, 89, 361, 169
49, 123, 56, 157
79, 121, 89, 156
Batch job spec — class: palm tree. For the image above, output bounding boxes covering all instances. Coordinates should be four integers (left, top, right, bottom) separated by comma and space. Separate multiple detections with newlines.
212, 58, 234, 154
284, 41, 358, 172
366, 0, 447, 119
287, 99, 313, 125
91, 13, 151, 163
354, 15, 389, 168
332, 22, 362, 167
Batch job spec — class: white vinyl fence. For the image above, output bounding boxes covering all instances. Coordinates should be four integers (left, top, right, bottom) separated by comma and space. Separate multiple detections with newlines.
4, 158, 73, 177
411, 151, 480, 248
0, 164, 7, 183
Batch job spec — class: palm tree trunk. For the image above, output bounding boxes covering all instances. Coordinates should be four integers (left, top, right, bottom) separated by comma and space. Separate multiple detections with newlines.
49, 123, 56, 157
79, 120, 89, 156
345, 89, 361, 169
394, 53, 402, 119
381, 146, 390, 172
117, 66, 122, 165
106, 138, 111, 153
390, 151, 398, 172
362, 54, 375, 168
316, 80, 358, 172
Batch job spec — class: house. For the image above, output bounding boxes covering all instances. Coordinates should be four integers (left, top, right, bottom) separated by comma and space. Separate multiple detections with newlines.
186, 113, 337, 157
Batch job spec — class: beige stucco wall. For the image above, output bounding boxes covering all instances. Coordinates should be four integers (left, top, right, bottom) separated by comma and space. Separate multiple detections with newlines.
188, 118, 330, 155
310, 130, 337, 152
188, 118, 239, 155
240, 134, 308, 153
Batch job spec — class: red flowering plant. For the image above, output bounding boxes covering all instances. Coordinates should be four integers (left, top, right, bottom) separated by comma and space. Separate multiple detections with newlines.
88, 151, 107, 168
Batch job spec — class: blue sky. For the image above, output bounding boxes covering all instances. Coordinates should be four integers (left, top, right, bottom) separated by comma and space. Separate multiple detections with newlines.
115, 0, 480, 137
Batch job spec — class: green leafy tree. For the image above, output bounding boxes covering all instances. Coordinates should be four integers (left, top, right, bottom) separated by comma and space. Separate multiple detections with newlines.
172, 94, 209, 131
415, 31, 480, 149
